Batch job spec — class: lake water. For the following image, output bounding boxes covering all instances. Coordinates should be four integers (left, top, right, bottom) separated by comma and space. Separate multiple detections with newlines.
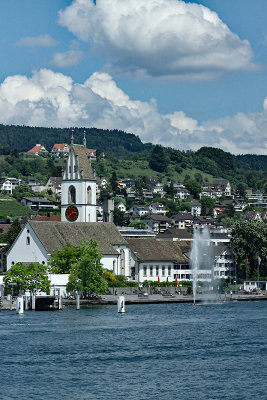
1, 301, 266, 400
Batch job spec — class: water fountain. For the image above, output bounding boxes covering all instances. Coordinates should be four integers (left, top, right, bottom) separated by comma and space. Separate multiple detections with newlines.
190, 226, 212, 304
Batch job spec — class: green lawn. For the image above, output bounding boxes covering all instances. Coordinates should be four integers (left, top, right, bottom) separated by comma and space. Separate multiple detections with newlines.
0, 199, 31, 219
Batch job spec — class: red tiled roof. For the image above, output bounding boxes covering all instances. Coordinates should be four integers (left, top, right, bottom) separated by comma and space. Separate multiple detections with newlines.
51, 143, 70, 151
27, 144, 48, 154
33, 215, 61, 222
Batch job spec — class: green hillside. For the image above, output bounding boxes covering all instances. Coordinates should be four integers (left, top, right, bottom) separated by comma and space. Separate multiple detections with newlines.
0, 124, 266, 192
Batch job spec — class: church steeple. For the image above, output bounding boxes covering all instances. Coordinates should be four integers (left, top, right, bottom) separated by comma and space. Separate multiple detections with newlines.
83, 131, 87, 148
71, 130, 74, 147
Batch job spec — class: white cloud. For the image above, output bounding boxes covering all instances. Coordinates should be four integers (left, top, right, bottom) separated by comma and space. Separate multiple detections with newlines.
58, 0, 255, 79
51, 40, 84, 67
52, 49, 84, 67
0, 69, 266, 154
16, 34, 59, 47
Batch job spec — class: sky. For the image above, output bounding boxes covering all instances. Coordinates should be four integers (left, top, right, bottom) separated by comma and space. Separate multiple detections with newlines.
0, 0, 267, 155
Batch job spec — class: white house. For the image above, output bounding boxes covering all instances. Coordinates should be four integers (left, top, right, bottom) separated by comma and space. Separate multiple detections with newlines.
212, 246, 236, 282
149, 203, 167, 215
189, 201, 201, 216
6, 221, 131, 278
127, 238, 191, 283
0, 178, 21, 194
129, 205, 150, 217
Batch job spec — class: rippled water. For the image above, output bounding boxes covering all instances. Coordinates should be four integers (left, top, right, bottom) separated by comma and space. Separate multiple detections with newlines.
1, 301, 266, 400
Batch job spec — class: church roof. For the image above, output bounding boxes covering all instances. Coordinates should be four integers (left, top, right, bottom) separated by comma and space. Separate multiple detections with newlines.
28, 221, 127, 255
126, 238, 190, 263
73, 144, 95, 180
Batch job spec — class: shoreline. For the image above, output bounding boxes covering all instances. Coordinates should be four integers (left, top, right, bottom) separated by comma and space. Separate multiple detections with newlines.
1, 293, 266, 310
62, 293, 267, 307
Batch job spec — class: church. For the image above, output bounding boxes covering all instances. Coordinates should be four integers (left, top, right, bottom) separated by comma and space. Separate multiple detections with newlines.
6, 135, 131, 277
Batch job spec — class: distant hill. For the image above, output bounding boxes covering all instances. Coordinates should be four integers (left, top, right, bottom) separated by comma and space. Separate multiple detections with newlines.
0, 124, 266, 191
0, 124, 151, 158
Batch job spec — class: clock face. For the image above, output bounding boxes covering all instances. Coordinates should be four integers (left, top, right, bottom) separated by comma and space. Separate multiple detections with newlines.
65, 205, 79, 222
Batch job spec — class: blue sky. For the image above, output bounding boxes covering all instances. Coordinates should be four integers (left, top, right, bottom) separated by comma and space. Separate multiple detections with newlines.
0, 0, 267, 154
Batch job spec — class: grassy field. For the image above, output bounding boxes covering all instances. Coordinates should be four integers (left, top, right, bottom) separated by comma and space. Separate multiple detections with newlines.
0, 198, 31, 219
107, 159, 215, 184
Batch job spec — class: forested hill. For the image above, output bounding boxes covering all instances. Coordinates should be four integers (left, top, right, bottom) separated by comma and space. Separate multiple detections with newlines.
0, 124, 152, 158
0, 125, 266, 188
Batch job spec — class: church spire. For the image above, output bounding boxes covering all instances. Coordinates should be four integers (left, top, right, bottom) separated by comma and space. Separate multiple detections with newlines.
71, 129, 74, 147
83, 130, 87, 148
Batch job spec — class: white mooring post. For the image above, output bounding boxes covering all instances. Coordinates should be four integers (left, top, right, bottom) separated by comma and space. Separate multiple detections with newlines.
76, 292, 80, 310
16, 296, 24, 314
9, 295, 13, 311
24, 295, 28, 311
117, 295, 125, 313
32, 293, 36, 310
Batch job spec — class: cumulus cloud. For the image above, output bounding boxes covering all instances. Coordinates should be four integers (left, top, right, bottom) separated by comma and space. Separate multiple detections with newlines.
0, 69, 266, 154
16, 34, 59, 47
58, 0, 255, 79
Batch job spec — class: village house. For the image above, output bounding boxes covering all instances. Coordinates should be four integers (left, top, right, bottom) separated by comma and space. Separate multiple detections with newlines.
212, 179, 232, 197
0, 177, 21, 194
170, 212, 193, 230
149, 202, 167, 215
156, 227, 192, 241
21, 197, 55, 211
174, 187, 190, 200
129, 205, 150, 218
152, 182, 165, 198
193, 215, 216, 227
143, 214, 172, 233
51, 143, 70, 156
27, 144, 48, 155
45, 177, 62, 197
189, 201, 201, 216
115, 201, 127, 213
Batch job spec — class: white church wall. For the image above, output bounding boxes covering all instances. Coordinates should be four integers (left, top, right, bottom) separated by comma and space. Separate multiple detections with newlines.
6, 223, 49, 270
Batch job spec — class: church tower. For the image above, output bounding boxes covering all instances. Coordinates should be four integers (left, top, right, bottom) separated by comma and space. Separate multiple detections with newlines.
61, 133, 97, 222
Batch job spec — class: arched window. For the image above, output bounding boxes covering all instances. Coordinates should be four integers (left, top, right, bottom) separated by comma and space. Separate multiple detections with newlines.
68, 185, 76, 204
87, 186, 92, 204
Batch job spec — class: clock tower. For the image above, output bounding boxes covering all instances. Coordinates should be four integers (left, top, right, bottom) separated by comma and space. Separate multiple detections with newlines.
61, 133, 97, 222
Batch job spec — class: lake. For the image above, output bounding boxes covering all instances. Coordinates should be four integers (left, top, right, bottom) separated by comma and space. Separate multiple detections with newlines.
1, 301, 266, 400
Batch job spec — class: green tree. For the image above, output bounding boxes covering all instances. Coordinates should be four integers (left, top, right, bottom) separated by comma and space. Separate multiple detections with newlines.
50, 243, 81, 274
230, 221, 267, 280
129, 219, 146, 229
114, 207, 125, 226
4, 218, 21, 250
149, 145, 169, 173
110, 171, 119, 195
4, 262, 50, 293
185, 178, 202, 199
66, 239, 108, 296
200, 196, 215, 216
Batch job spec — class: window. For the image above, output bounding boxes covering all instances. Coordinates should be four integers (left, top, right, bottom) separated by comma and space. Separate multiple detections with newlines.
162, 266, 165, 276
168, 266, 171, 276
150, 266, 153, 276
87, 186, 92, 204
156, 266, 159, 276
68, 185, 76, 204
143, 266, 147, 277
26, 236, 30, 245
